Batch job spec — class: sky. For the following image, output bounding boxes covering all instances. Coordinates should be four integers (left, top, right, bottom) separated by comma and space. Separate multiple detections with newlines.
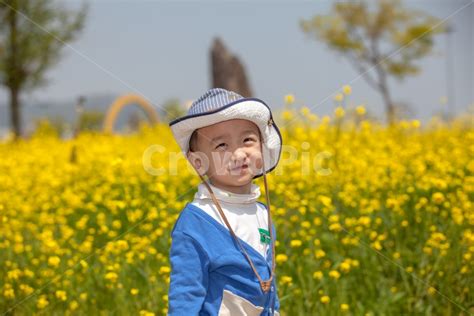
0, 0, 473, 124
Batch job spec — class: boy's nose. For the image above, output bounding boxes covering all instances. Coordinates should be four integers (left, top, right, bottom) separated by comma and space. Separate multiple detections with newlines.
231, 148, 247, 166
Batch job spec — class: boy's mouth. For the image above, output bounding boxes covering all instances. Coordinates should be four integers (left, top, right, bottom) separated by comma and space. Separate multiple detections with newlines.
230, 164, 249, 172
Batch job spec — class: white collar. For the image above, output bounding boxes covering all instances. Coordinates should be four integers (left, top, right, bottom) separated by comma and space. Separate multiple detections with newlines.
194, 181, 261, 204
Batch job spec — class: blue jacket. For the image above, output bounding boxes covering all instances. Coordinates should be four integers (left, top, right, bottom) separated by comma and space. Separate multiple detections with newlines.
168, 202, 280, 315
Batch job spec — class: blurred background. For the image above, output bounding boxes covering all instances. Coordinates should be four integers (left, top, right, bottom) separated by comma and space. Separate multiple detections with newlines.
0, 0, 472, 138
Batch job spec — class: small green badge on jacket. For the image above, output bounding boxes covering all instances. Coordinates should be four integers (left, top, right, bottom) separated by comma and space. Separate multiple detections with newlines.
258, 228, 271, 245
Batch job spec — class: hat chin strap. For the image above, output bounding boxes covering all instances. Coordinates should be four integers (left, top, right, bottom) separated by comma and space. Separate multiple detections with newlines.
194, 147, 276, 294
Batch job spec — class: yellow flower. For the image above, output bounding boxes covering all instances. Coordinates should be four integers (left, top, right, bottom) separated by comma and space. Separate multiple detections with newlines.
290, 240, 302, 248
356, 105, 366, 115
359, 216, 371, 227
112, 220, 122, 229
282, 110, 294, 121
334, 106, 345, 118
423, 246, 433, 255
315, 249, 326, 258
70, 300, 79, 310
329, 223, 342, 232
130, 288, 139, 295
340, 303, 349, 311
80, 260, 88, 269
37, 295, 49, 309
432, 192, 445, 204
428, 287, 436, 296
48, 256, 61, 268
105, 272, 118, 282
19, 284, 34, 295
340, 260, 351, 273
3, 288, 15, 299
284, 94, 295, 104
321, 115, 331, 124
342, 85, 352, 95
320, 295, 330, 304
281, 276, 293, 285
159, 266, 171, 274
313, 271, 323, 279
313, 217, 322, 226
309, 113, 318, 121
7, 269, 21, 280
334, 93, 344, 102
276, 254, 288, 264
371, 240, 382, 250
329, 270, 341, 279
116, 240, 129, 250
55, 290, 67, 301
300, 106, 311, 116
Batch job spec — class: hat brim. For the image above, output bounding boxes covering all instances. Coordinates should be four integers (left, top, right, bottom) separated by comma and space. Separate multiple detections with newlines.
169, 98, 282, 178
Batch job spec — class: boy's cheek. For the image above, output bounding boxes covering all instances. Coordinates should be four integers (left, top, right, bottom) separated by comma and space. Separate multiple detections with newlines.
249, 153, 264, 170
208, 161, 229, 177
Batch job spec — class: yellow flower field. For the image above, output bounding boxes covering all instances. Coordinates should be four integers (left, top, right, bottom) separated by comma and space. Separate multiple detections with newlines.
0, 107, 473, 315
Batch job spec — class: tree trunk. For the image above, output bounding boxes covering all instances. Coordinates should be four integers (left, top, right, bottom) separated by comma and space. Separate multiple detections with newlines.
9, 87, 21, 139
7, 0, 22, 139
374, 60, 395, 125
380, 81, 395, 125
370, 38, 396, 126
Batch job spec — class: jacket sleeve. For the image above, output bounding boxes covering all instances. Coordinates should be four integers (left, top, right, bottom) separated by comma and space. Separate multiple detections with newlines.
167, 230, 209, 315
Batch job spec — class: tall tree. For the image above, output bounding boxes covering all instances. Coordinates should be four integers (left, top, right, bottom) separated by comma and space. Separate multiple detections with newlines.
301, 0, 444, 124
0, 0, 87, 138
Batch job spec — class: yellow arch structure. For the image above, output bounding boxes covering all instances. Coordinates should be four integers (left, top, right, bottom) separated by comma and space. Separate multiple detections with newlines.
103, 94, 159, 133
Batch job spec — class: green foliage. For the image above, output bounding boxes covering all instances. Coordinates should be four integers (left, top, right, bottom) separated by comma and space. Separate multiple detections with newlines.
78, 110, 104, 132
301, 0, 444, 80
32, 117, 60, 138
0, 0, 87, 90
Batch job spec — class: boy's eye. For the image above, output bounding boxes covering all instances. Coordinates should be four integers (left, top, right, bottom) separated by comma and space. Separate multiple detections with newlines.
215, 143, 227, 149
244, 137, 256, 143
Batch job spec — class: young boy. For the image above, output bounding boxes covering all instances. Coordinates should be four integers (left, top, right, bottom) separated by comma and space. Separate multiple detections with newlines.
167, 88, 283, 315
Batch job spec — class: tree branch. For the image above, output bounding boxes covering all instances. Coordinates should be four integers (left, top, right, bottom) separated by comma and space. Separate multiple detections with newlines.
344, 53, 380, 91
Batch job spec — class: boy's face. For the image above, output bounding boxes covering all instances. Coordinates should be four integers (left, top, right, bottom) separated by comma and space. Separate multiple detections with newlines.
187, 119, 263, 193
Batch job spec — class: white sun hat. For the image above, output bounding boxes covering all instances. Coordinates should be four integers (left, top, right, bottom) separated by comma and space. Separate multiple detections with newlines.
169, 88, 282, 178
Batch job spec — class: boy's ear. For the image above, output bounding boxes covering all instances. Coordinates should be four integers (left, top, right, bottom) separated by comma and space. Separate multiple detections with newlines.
187, 151, 206, 176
